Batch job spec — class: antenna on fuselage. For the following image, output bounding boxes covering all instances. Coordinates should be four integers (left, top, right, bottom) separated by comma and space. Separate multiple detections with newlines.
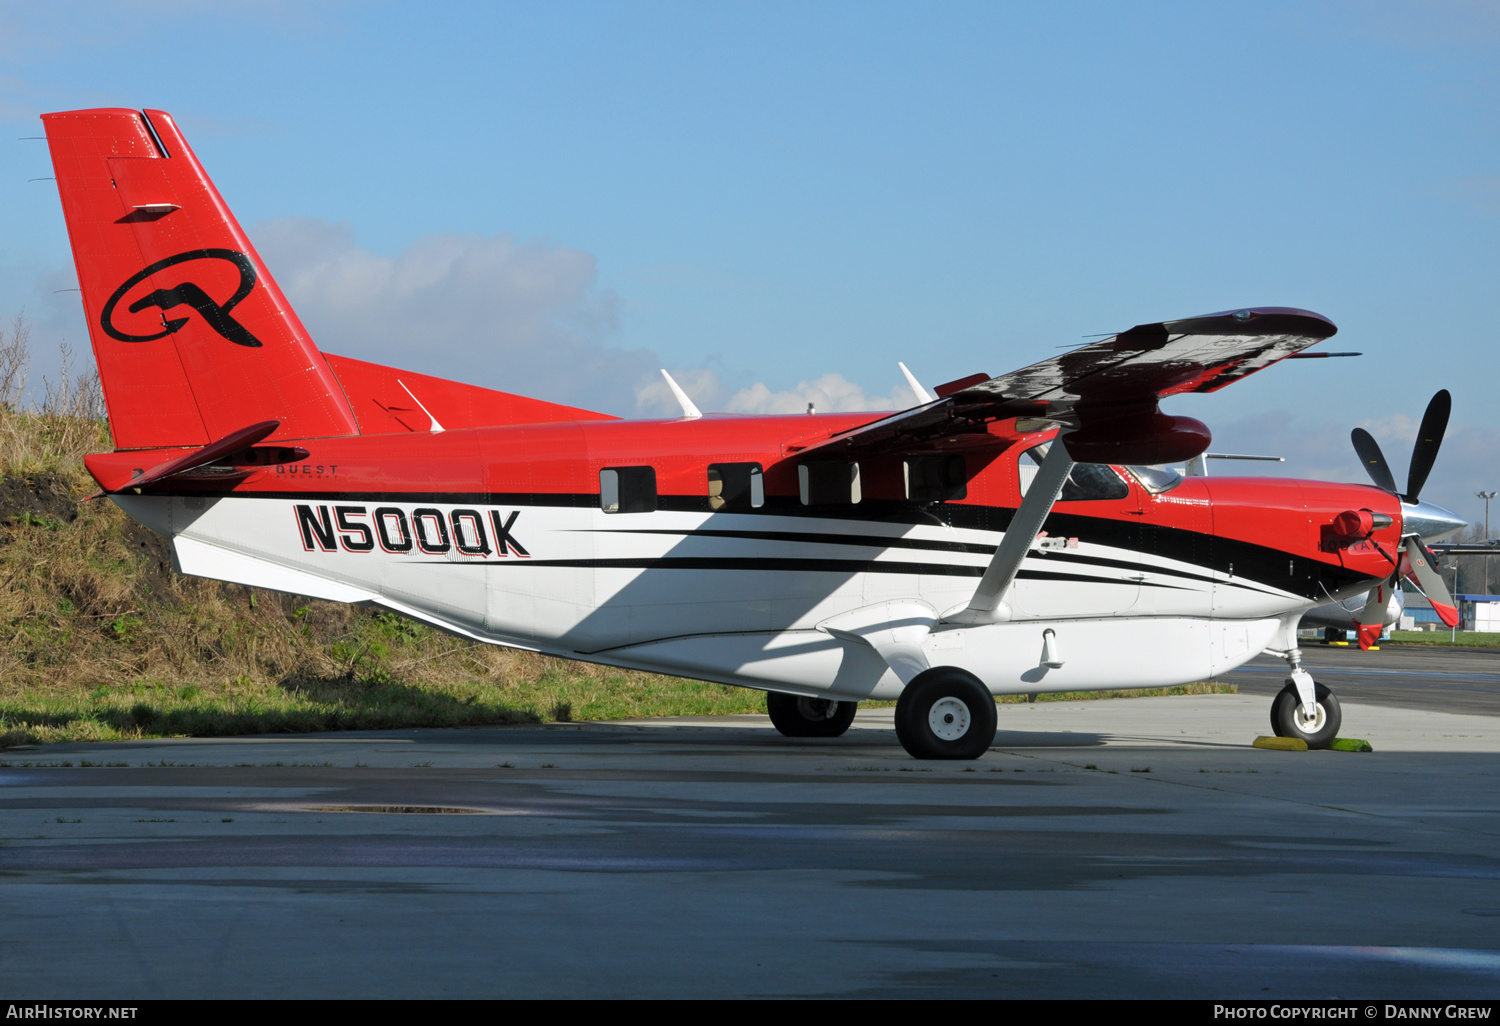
1184, 453, 1285, 477
659, 369, 702, 420
398, 379, 445, 433
898, 362, 933, 404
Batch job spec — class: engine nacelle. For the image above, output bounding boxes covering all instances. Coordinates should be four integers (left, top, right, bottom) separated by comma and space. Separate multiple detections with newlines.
1061, 403, 1211, 465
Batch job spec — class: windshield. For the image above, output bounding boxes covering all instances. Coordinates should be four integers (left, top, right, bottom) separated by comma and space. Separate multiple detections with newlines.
1127, 465, 1184, 495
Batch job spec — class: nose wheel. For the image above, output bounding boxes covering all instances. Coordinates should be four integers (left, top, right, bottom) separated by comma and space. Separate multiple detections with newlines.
766, 692, 858, 738
1271, 680, 1341, 749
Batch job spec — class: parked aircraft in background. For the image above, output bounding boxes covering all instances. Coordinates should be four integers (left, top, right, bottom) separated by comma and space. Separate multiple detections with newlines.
42, 107, 1467, 757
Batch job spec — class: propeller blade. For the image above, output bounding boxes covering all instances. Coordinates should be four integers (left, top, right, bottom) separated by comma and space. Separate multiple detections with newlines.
1403, 536, 1460, 628
1404, 389, 1451, 503
1355, 574, 1397, 650
1351, 428, 1398, 493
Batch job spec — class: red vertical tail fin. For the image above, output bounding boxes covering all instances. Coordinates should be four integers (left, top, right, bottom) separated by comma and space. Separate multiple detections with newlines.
42, 108, 359, 449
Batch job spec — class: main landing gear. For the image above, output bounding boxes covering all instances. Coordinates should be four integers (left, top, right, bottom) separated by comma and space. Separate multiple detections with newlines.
894, 667, 998, 760
1267, 620, 1342, 749
766, 692, 858, 738
766, 667, 1004, 760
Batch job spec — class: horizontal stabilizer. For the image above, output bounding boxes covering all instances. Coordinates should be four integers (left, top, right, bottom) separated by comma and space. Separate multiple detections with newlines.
83, 419, 280, 497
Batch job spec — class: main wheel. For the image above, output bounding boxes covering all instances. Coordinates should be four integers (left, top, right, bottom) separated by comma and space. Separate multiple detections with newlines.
1270, 681, 1341, 749
893, 666, 997, 760
766, 692, 858, 738
1323, 627, 1345, 644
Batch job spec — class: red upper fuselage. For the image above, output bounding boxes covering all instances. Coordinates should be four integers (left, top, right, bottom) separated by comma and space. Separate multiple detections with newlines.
88, 410, 1403, 606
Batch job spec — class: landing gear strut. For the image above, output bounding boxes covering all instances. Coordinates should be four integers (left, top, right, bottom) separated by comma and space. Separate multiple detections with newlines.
766, 692, 858, 738
1266, 618, 1342, 749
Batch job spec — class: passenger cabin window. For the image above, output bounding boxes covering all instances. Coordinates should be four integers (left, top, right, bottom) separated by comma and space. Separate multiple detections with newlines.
600, 466, 657, 514
708, 463, 764, 510
799, 461, 861, 506
904, 454, 967, 502
1018, 444, 1129, 501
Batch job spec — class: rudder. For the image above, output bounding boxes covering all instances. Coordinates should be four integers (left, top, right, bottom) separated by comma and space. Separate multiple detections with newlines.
42, 108, 360, 449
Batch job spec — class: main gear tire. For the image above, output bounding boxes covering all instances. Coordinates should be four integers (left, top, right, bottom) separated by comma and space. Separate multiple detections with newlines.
894, 666, 997, 760
766, 692, 858, 738
1270, 681, 1341, 749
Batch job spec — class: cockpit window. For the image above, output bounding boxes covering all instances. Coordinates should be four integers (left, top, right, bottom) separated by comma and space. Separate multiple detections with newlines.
1019, 444, 1129, 502
1126, 465, 1184, 495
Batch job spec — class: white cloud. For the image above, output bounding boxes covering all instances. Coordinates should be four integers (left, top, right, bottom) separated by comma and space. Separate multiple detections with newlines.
250, 218, 657, 414
726, 373, 920, 416
636, 366, 922, 418
252, 218, 924, 422
1355, 412, 1419, 444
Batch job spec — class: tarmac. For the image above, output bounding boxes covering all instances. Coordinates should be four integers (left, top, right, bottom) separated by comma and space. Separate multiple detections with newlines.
1223, 640, 1500, 716
2, 643, 1499, 999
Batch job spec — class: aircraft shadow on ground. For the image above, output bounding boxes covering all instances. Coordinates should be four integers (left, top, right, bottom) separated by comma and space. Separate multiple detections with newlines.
841, 726, 1107, 748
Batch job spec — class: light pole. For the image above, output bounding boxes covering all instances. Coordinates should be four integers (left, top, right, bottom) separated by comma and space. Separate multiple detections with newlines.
1479, 491, 1497, 597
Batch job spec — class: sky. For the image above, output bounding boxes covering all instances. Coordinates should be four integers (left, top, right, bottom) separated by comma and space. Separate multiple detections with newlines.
1, 1, 1497, 521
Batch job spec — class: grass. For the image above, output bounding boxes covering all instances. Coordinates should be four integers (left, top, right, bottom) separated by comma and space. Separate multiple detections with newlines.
1385, 630, 1500, 647
994, 681, 1234, 703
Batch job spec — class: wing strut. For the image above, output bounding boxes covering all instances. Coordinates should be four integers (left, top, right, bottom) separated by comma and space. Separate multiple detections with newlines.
945, 439, 1076, 625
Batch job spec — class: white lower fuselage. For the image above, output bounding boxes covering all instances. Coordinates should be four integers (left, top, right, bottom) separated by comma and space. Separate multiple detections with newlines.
117, 492, 1318, 702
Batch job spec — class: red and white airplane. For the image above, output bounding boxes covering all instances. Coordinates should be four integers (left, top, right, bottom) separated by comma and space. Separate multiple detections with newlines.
41, 107, 1466, 758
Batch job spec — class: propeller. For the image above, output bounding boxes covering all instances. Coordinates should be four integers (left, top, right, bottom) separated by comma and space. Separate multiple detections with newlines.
1405, 389, 1451, 504
1349, 390, 1461, 646
1350, 389, 1450, 503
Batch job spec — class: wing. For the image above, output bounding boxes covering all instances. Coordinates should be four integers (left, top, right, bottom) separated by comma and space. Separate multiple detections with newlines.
795, 307, 1336, 460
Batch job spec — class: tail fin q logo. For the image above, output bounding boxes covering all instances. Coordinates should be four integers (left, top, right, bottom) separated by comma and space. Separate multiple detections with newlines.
101, 249, 262, 348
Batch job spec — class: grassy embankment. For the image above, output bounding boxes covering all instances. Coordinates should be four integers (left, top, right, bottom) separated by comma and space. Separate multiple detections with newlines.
0, 326, 1231, 748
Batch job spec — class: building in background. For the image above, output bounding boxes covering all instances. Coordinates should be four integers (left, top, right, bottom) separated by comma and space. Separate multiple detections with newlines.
1459, 595, 1500, 633
1403, 588, 1500, 632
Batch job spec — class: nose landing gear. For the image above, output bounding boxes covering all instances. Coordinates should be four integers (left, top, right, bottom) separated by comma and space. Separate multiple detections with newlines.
1271, 679, 1342, 748
1265, 617, 1343, 749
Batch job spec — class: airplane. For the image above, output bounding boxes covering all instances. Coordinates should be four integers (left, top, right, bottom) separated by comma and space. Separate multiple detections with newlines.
39, 107, 1469, 759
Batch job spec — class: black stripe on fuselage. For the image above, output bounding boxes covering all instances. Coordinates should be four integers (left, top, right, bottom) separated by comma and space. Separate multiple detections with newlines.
163, 489, 1376, 598
590, 525, 1269, 594
409, 555, 1191, 588
590, 526, 997, 554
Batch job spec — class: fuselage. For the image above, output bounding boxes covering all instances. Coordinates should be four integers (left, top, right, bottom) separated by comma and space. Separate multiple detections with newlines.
112, 413, 1403, 702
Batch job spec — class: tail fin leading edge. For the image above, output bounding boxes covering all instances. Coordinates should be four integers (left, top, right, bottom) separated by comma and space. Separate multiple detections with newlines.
42, 108, 359, 449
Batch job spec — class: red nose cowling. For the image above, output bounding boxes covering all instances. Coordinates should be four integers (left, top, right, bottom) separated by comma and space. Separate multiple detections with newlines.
1200, 477, 1403, 600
